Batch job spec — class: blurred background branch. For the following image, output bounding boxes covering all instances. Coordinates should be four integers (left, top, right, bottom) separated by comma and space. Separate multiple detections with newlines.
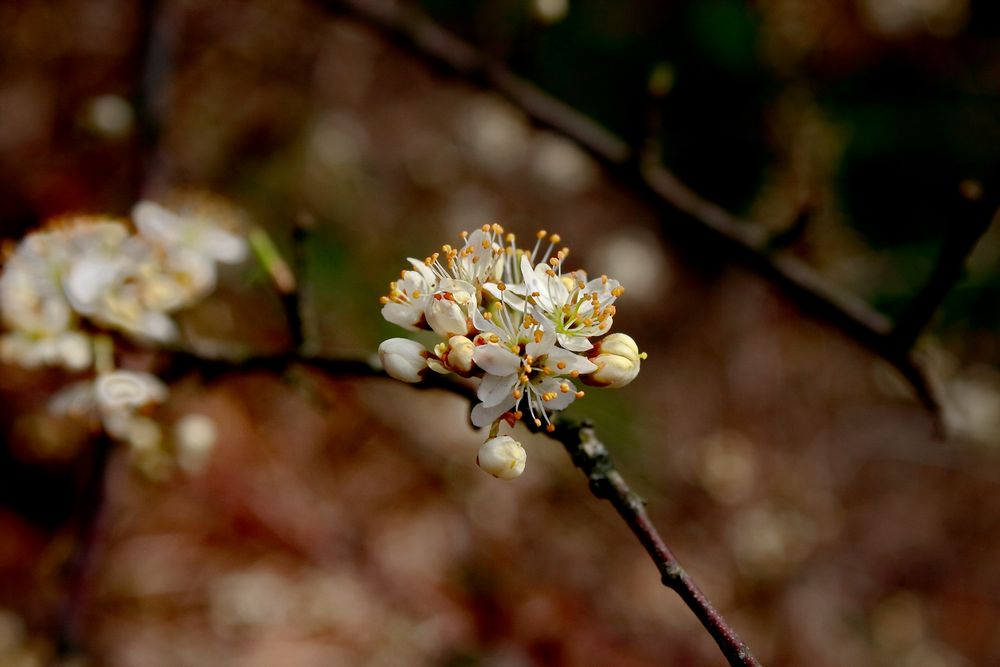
316, 0, 1000, 428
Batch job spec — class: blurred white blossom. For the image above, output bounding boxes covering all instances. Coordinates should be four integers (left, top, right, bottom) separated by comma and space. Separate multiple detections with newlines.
1, 198, 249, 477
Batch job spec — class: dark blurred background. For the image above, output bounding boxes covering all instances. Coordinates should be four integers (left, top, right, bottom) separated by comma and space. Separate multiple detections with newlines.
1, 0, 999, 665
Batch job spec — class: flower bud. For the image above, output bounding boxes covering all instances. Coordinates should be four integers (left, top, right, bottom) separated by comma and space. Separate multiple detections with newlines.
477, 435, 527, 480
175, 413, 218, 475
446, 335, 475, 373
425, 296, 469, 338
582, 333, 643, 388
95, 370, 168, 412
378, 337, 428, 383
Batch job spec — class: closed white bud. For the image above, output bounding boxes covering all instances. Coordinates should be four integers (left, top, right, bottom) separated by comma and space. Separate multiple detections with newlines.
425, 297, 469, 338
175, 413, 218, 475
378, 337, 428, 383
446, 335, 476, 373
477, 435, 526, 480
582, 333, 644, 388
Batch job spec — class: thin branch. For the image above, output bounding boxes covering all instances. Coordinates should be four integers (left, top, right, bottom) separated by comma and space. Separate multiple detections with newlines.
315, 0, 959, 423
130, 0, 168, 199
550, 418, 761, 667
55, 435, 113, 657
890, 181, 999, 350
55, 0, 165, 655
171, 351, 759, 666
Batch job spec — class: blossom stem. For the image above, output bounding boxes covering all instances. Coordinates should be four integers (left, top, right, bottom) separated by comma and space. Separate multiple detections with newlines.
549, 419, 761, 667
170, 351, 760, 666
93, 335, 115, 375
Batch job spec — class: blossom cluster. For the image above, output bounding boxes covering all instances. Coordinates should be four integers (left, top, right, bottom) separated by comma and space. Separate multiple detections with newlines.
378, 225, 645, 479
0, 198, 243, 476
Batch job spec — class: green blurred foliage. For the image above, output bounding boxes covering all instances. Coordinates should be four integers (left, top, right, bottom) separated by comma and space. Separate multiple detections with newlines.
417, 0, 1000, 356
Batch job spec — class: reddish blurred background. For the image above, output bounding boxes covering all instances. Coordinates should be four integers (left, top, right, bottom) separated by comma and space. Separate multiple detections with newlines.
1, 1, 999, 665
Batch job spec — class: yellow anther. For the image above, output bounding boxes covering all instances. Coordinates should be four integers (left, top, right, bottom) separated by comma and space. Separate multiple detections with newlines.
513, 390, 523, 399
520, 374, 530, 384
482, 224, 491, 232
379, 296, 389, 304
546, 424, 556, 433
549, 257, 560, 266
570, 370, 580, 378
536, 230, 547, 239
534, 418, 542, 427
550, 233, 561, 244
531, 291, 541, 297
534, 330, 543, 343
560, 383, 570, 393
545, 269, 556, 277
483, 311, 493, 320
612, 286, 625, 297
497, 282, 506, 291
412, 290, 422, 298
556, 362, 567, 370
601, 274, 608, 284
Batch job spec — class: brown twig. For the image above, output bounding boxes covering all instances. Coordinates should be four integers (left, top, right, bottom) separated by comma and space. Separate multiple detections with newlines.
305, 0, 1000, 426
55, 435, 114, 657
172, 351, 760, 666
890, 180, 999, 351
551, 418, 761, 667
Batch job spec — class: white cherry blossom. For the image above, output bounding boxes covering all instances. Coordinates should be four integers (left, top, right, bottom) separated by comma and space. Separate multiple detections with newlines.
133, 200, 248, 265
377, 225, 642, 475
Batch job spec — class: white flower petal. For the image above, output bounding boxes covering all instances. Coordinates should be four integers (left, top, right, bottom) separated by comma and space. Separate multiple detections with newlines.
472, 308, 506, 337
534, 376, 576, 411
381, 301, 424, 330
557, 333, 593, 352
478, 372, 518, 408
425, 297, 469, 338
471, 396, 517, 427
407, 257, 438, 287
133, 201, 181, 246
473, 344, 521, 376
545, 346, 598, 374
63, 257, 124, 314
201, 227, 248, 263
